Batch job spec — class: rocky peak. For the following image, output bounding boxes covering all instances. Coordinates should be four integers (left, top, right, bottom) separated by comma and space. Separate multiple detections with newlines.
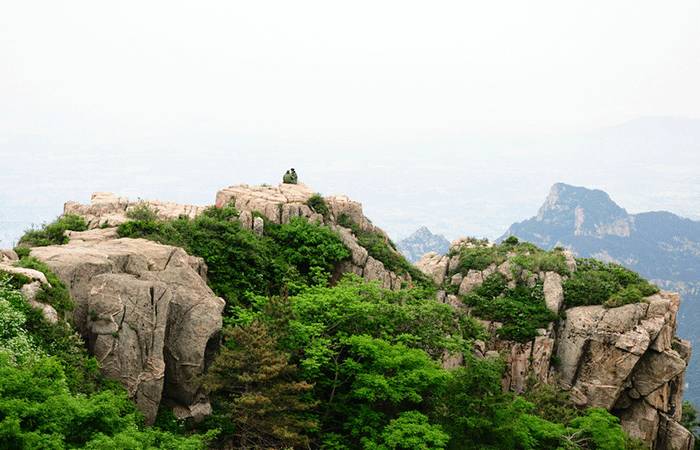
63, 184, 410, 292
397, 226, 450, 263
534, 183, 632, 237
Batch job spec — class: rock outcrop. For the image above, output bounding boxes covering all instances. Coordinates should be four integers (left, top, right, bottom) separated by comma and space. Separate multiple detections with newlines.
29, 228, 225, 424
65, 192, 207, 229
66, 184, 410, 290
11, 183, 415, 419
419, 240, 694, 449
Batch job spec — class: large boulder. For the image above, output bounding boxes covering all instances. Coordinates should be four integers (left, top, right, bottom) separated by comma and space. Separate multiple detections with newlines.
29, 229, 225, 423
554, 292, 693, 448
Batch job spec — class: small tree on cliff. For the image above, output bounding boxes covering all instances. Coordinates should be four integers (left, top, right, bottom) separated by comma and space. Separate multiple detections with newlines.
202, 320, 316, 449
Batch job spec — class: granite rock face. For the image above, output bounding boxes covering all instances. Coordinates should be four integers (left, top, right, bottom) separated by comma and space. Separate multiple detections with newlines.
29, 229, 225, 424
419, 239, 694, 450
65, 192, 207, 229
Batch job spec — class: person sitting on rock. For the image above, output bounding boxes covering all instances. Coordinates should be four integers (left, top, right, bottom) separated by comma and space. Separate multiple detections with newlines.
282, 168, 298, 184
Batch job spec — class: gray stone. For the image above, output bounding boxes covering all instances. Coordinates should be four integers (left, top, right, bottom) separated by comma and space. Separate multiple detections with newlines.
30, 230, 225, 424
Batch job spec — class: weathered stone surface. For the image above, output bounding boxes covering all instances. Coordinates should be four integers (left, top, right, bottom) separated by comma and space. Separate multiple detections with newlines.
632, 350, 686, 396
550, 291, 691, 445
252, 217, 264, 236
238, 210, 253, 230
562, 250, 577, 272
420, 233, 692, 449
543, 271, 564, 313
657, 413, 695, 450
215, 183, 322, 225
29, 230, 225, 424
416, 252, 448, 285
0, 263, 50, 285
458, 270, 483, 295
620, 400, 660, 445
1, 249, 18, 262
65, 192, 206, 228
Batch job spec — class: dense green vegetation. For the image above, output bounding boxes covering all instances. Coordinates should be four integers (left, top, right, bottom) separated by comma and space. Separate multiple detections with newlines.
4, 206, 666, 449
193, 276, 631, 449
17, 214, 87, 248
448, 241, 567, 342
563, 258, 660, 308
449, 239, 659, 341
462, 274, 557, 342
453, 240, 569, 277
117, 204, 350, 304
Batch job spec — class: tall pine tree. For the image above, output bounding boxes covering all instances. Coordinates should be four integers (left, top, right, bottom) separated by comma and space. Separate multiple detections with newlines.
202, 321, 316, 449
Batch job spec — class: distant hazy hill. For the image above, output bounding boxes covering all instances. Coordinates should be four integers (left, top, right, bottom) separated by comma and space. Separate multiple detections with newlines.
397, 226, 450, 263
500, 182, 700, 403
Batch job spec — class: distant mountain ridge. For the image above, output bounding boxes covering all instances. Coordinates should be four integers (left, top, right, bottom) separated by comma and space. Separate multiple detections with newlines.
500, 182, 700, 403
500, 183, 700, 291
397, 226, 450, 263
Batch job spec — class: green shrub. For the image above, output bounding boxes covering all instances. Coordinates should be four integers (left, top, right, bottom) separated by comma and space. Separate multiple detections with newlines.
503, 235, 520, 245
563, 259, 659, 308
306, 193, 330, 219
117, 219, 163, 238
264, 217, 350, 287
511, 251, 569, 276
0, 353, 207, 449
18, 214, 87, 247
462, 274, 556, 342
13, 247, 30, 259
457, 246, 505, 272
337, 214, 433, 288
126, 202, 159, 222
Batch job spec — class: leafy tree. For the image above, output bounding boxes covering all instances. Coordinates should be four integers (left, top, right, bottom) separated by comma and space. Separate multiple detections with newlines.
566, 408, 627, 450
202, 321, 316, 449
681, 401, 700, 448
375, 411, 450, 450
1, 273, 101, 394
265, 217, 350, 287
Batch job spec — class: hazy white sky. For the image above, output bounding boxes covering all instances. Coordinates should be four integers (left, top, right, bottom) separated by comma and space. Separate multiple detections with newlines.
2, 0, 700, 140
2, 1, 700, 246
